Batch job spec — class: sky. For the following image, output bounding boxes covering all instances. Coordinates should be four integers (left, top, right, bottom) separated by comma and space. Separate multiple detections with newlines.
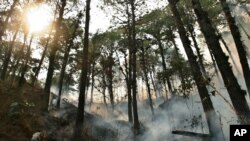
89, 0, 168, 33
89, 0, 112, 33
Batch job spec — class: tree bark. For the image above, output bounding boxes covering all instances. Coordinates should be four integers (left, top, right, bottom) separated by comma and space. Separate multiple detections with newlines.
18, 35, 34, 87
126, 1, 133, 123
219, 0, 250, 97
157, 38, 173, 98
102, 71, 107, 106
150, 67, 157, 98
215, 28, 240, 73
130, 0, 140, 131
107, 55, 114, 111
168, 1, 224, 140
10, 34, 27, 85
1, 29, 19, 80
43, 0, 66, 111
140, 44, 154, 116
192, 0, 250, 124
187, 24, 207, 77
238, 22, 250, 40
32, 28, 53, 86
56, 12, 82, 109
72, 0, 91, 140
171, 36, 186, 96
89, 62, 95, 109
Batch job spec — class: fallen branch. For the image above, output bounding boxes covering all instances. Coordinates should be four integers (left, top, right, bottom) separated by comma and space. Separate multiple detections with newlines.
172, 130, 210, 138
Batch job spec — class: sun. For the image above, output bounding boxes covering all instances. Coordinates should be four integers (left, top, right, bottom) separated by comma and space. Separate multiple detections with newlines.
26, 4, 53, 33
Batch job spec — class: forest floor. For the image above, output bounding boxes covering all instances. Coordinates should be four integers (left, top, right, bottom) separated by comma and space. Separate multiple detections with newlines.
0, 80, 120, 141
0, 80, 47, 141
0, 80, 214, 141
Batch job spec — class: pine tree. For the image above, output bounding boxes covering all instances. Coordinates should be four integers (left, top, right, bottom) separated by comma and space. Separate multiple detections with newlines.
43, 0, 67, 111
72, 0, 91, 140
191, 0, 250, 124
168, 0, 225, 140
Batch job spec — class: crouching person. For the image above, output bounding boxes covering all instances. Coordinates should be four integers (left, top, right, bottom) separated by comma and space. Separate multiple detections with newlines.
31, 130, 47, 141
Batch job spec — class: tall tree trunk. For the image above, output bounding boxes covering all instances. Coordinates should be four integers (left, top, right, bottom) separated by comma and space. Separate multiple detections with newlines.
216, 28, 240, 73
128, 48, 133, 123
141, 45, 154, 116
10, 59, 21, 85
89, 62, 95, 110
157, 38, 173, 98
102, 71, 107, 106
11, 34, 27, 85
107, 55, 114, 111
171, 36, 186, 96
187, 24, 207, 77
192, 0, 250, 124
126, 2, 133, 123
149, 67, 157, 98
236, 0, 250, 17
72, 0, 91, 140
130, 0, 140, 131
120, 48, 133, 122
43, 0, 66, 112
209, 47, 219, 72
56, 12, 82, 109
32, 28, 53, 86
220, 0, 250, 97
238, 22, 250, 40
1, 29, 19, 80
18, 35, 34, 87
168, 1, 224, 140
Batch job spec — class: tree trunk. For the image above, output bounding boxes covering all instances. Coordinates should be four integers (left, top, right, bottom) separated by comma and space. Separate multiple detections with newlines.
126, 2, 133, 123
168, 1, 224, 140
192, 0, 250, 124
43, 0, 66, 112
171, 36, 186, 96
238, 22, 250, 40
107, 55, 114, 111
157, 38, 173, 98
216, 28, 240, 73
10, 34, 27, 85
72, 0, 91, 140
128, 48, 133, 123
1, 29, 19, 80
18, 35, 34, 87
219, 0, 250, 97
187, 24, 207, 77
130, 0, 140, 131
150, 67, 157, 98
32, 4, 59, 86
236, 0, 250, 17
32, 28, 53, 86
141, 45, 154, 116
119, 48, 133, 122
102, 72, 107, 106
56, 12, 82, 109
89, 62, 95, 110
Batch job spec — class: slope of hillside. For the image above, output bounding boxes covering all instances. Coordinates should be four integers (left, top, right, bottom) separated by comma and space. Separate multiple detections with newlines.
0, 81, 47, 141
0, 81, 120, 141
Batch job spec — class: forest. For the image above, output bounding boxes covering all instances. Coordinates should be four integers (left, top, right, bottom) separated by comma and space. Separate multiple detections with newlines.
0, 0, 250, 141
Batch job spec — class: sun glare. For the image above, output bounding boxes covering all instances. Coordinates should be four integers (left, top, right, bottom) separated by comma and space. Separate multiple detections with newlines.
26, 4, 53, 33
